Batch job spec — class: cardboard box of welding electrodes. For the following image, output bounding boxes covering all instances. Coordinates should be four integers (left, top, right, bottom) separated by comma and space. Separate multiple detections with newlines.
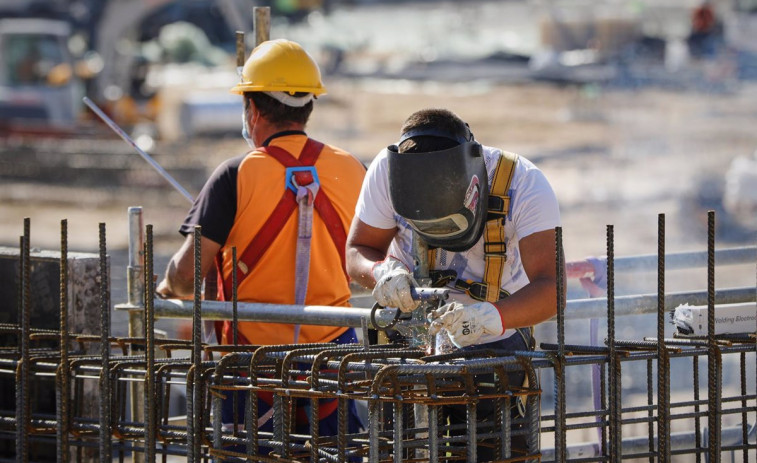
672, 302, 757, 336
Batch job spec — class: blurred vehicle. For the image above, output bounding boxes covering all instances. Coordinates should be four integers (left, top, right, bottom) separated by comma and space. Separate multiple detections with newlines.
0, 18, 89, 135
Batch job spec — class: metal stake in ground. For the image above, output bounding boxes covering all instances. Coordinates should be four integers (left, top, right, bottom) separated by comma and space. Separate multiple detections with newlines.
82, 96, 194, 203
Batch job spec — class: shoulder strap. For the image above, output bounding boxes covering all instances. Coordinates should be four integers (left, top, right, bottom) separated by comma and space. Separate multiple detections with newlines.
481, 151, 518, 302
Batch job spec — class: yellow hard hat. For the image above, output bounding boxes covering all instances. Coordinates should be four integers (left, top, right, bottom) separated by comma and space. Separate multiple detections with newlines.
230, 39, 326, 96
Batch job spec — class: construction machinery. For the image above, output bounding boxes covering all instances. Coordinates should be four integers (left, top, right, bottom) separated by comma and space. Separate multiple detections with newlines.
0, 0, 254, 140
0, 17, 89, 135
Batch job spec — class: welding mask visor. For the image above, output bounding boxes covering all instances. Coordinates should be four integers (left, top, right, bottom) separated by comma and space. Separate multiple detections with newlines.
388, 141, 488, 252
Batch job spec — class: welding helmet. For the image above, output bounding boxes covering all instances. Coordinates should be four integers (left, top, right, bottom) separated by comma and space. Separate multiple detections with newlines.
230, 39, 326, 97
388, 128, 488, 252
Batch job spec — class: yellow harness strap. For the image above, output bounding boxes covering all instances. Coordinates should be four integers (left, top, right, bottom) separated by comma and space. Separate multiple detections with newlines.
482, 151, 518, 302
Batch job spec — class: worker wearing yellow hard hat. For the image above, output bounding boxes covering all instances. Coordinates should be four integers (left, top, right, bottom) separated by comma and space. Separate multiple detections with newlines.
158, 38, 366, 458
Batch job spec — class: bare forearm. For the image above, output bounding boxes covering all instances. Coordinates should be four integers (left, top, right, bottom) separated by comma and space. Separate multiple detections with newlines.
157, 258, 195, 298
493, 277, 563, 329
346, 244, 385, 289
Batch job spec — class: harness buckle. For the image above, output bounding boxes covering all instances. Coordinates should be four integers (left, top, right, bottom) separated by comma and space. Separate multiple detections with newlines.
285, 166, 320, 192
484, 241, 506, 255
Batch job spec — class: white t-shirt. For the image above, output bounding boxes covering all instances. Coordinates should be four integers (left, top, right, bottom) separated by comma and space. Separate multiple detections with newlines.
355, 145, 561, 344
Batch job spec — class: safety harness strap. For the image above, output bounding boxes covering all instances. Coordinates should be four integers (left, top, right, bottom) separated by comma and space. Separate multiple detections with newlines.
481, 151, 518, 302
220, 138, 324, 298
264, 143, 349, 282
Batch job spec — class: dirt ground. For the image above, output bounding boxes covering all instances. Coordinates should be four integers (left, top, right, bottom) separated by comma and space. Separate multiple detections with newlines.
4, 79, 756, 261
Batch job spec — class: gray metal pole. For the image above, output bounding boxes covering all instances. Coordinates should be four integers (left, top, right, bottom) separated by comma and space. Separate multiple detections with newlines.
126, 207, 146, 463
83, 97, 194, 203
611, 247, 754, 273
151, 298, 395, 327
142, 286, 757, 326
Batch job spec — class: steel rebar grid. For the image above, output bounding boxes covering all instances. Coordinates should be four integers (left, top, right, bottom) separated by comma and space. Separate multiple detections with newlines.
4, 210, 757, 461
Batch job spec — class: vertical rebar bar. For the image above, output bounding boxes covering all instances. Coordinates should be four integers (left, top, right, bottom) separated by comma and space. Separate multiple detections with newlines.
554, 226, 567, 462
601, 361, 607, 457
647, 358, 654, 462
145, 225, 157, 462
657, 213, 670, 461
99, 222, 113, 462
393, 385, 404, 463
186, 366, 196, 463
57, 219, 71, 462
230, 246, 241, 445
465, 373, 477, 463
607, 224, 622, 462
16, 220, 30, 463
368, 394, 381, 463
427, 374, 439, 463
694, 354, 702, 462
706, 211, 721, 462
740, 352, 747, 462
192, 226, 203, 462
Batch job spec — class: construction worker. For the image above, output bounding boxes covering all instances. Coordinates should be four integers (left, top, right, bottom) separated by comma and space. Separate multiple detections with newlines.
156, 39, 366, 456
346, 108, 564, 458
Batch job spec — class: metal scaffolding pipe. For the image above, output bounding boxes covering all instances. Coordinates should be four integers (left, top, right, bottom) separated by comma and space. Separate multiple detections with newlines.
145, 285, 756, 327
614, 246, 756, 272
150, 298, 397, 328
567, 246, 757, 276
563, 286, 756, 319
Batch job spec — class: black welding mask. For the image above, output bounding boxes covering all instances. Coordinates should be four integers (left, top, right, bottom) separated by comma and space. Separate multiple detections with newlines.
387, 130, 488, 252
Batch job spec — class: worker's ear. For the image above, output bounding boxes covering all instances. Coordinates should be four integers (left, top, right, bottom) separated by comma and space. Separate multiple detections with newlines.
248, 100, 260, 126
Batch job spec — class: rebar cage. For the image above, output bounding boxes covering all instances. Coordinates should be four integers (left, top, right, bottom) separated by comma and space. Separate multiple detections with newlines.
2, 209, 756, 462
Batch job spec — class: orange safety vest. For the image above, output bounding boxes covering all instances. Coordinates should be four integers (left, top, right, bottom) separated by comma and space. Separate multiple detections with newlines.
214, 136, 364, 345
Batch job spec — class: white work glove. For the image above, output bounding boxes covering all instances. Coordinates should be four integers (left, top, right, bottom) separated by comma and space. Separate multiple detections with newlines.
371, 256, 420, 313
428, 301, 504, 348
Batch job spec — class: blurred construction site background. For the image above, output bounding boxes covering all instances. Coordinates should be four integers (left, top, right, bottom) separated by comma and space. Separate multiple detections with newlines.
1, 0, 756, 334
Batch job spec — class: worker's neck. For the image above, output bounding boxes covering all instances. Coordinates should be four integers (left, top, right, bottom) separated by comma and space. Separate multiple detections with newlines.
253, 120, 305, 147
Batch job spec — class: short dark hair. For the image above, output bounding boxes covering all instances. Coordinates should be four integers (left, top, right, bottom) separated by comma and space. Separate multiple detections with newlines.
398, 108, 471, 153
245, 92, 313, 126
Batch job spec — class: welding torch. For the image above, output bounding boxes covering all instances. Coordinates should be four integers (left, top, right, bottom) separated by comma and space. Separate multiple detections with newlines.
370, 287, 450, 332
